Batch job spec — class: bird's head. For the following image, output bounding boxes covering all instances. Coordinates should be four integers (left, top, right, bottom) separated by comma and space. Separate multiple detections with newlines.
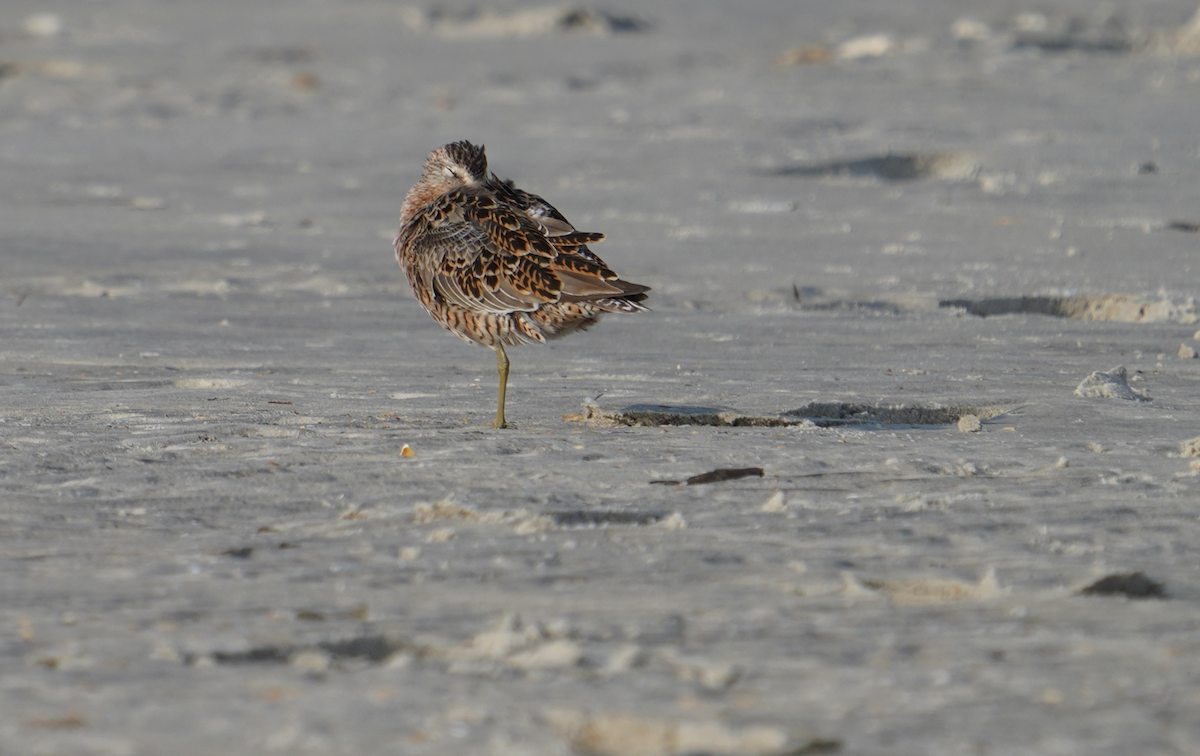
420, 140, 489, 191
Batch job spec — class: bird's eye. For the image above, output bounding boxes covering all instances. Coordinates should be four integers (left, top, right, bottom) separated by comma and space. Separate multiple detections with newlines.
442, 167, 456, 178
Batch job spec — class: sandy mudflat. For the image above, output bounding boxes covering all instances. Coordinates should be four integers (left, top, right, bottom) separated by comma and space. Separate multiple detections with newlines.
4, 0, 1200, 753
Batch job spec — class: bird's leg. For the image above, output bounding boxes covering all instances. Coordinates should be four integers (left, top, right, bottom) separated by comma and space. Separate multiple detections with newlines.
493, 343, 510, 429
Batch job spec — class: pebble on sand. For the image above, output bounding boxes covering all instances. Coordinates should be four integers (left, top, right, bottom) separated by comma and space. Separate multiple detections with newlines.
289, 650, 331, 674
1073, 365, 1149, 401
1179, 437, 1200, 458
545, 709, 798, 756
1174, 6, 1200, 55
836, 34, 896, 60
24, 14, 63, 38
957, 414, 982, 433
951, 18, 991, 41
507, 640, 582, 671
760, 491, 787, 512
776, 45, 833, 65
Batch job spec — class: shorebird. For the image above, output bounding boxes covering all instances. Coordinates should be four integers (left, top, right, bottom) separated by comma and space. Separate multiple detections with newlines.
395, 141, 649, 428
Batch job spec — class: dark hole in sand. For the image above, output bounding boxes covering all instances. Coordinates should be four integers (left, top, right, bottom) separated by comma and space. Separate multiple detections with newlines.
208, 636, 400, 666
317, 636, 397, 662
1078, 572, 1166, 599
559, 10, 649, 33
600, 403, 1006, 429
620, 404, 729, 425
700, 552, 745, 565
423, 7, 649, 34
792, 739, 844, 755
686, 467, 764, 485
616, 404, 792, 427
212, 646, 292, 665
764, 154, 932, 181
650, 467, 765, 486
938, 296, 1128, 319
940, 296, 1073, 318
940, 293, 1190, 323
137, 454, 177, 464
1012, 33, 1131, 54
221, 547, 253, 560
551, 510, 666, 527
1168, 221, 1199, 233
786, 402, 1002, 427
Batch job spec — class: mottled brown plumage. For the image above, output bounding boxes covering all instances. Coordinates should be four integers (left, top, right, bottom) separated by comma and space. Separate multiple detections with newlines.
395, 140, 649, 428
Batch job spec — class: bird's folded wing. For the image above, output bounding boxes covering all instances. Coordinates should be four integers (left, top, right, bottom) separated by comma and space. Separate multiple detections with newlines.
406, 188, 633, 314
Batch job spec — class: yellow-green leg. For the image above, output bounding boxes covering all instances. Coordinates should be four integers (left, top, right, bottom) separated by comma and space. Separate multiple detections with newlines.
493, 343, 510, 429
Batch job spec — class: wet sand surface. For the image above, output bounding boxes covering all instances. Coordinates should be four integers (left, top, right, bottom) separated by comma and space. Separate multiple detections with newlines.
4, 1, 1200, 753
